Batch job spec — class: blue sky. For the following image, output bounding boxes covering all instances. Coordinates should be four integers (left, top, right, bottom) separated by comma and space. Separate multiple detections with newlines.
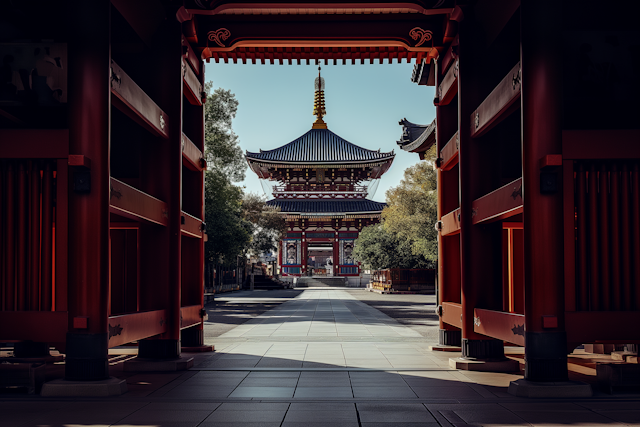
204, 61, 435, 202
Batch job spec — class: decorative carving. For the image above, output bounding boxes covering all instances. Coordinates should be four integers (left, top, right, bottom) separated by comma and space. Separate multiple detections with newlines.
159, 114, 165, 131
110, 186, 122, 200
159, 317, 164, 326
110, 67, 121, 88
455, 133, 460, 149
473, 316, 481, 327
471, 207, 478, 218
108, 324, 123, 339
511, 183, 523, 200
409, 27, 433, 47
512, 324, 525, 336
474, 111, 479, 129
208, 28, 231, 47
512, 68, 521, 90
453, 60, 459, 78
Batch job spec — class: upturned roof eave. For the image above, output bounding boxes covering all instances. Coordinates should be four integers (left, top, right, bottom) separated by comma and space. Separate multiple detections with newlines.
245, 155, 396, 165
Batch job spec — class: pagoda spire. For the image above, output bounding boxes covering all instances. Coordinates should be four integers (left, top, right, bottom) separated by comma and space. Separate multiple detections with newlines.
312, 66, 327, 129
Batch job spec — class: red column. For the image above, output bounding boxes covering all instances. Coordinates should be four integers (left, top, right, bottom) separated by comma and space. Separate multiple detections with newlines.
435, 57, 462, 346
457, 11, 505, 359
182, 53, 207, 349
138, 19, 184, 360
65, 0, 111, 380
521, 0, 567, 381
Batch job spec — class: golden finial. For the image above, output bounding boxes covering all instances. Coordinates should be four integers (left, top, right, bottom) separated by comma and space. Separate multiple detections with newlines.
312, 66, 327, 129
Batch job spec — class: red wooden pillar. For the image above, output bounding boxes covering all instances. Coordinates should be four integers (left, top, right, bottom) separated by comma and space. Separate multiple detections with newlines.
521, 0, 567, 381
457, 11, 505, 359
138, 20, 184, 360
333, 236, 339, 277
435, 57, 462, 346
65, 0, 111, 380
182, 50, 207, 349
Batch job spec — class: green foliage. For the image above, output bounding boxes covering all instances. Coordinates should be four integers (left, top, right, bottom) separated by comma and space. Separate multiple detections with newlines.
242, 192, 287, 257
383, 159, 438, 267
204, 82, 246, 183
353, 156, 438, 270
204, 169, 251, 266
203, 82, 284, 265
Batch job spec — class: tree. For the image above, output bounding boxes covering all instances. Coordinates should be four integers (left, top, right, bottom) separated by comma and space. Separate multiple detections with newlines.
383, 159, 438, 267
204, 169, 251, 265
203, 83, 285, 266
204, 82, 246, 183
203, 83, 250, 265
353, 154, 438, 270
241, 192, 286, 258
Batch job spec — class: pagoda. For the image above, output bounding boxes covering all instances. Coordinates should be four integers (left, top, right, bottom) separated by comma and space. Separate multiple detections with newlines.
246, 68, 395, 278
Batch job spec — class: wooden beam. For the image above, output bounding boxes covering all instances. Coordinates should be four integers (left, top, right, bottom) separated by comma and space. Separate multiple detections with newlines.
562, 130, 640, 159
183, 58, 203, 106
182, 38, 200, 75
0, 129, 69, 158
440, 207, 460, 236
470, 62, 521, 138
437, 58, 458, 105
110, 60, 170, 139
471, 178, 523, 225
182, 133, 205, 172
0, 311, 67, 343
441, 301, 462, 328
107, 309, 167, 348
439, 131, 458, 171
566, 312, 640, 344
181, 211, 203, 239
473, 308, 525, 346
180, 305, 202, 330
109, 177, 169, 226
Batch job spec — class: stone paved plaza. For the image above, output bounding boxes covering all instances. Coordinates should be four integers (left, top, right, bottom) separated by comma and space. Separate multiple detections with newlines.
3, 288, 640, 426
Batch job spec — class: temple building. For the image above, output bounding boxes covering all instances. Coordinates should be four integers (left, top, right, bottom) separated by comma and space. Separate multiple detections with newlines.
246, 69, 394, 280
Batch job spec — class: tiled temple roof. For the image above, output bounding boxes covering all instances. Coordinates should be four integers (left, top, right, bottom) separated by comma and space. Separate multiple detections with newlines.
396, 118, 436, 153
246, 129, 394, 164
266, 199, 385, 214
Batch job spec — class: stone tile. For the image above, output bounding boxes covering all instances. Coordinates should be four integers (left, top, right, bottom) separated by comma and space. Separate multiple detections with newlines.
203, 410, 286, 423
361, 424, 440, 427
288, 402, 356, 411
116, 409, 212, 424
410, 386, 485, 400
200, 423, 281, 427
282, 423, 359, 427
357, 403, 435, 423
293, 386, 353, 398
353, 386, 417, 398
217, 402, 290, 411
596, 411, 640, 425
513, 410, 626, 426
454, 408, 528, 426
228, 386, 295, 398
284, 410, 358, 422
239, 377, 299, 387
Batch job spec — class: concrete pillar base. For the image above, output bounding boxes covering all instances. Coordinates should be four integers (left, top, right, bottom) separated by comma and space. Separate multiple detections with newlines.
123, 357, 194, 372
508, 378, 592, 398
449, 357, 521, 373
429, 345, 462, 352
40, 377, 127, 397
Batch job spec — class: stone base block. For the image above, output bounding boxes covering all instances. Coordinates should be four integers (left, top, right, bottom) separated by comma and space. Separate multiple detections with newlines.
449, 357, 521, 373
429, 345, 462, 352
508, 379, 592, 398
123, 357, 194, 372
182, 345, 215, 353
611, 351, 637, 361
41, 377, 127, 397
